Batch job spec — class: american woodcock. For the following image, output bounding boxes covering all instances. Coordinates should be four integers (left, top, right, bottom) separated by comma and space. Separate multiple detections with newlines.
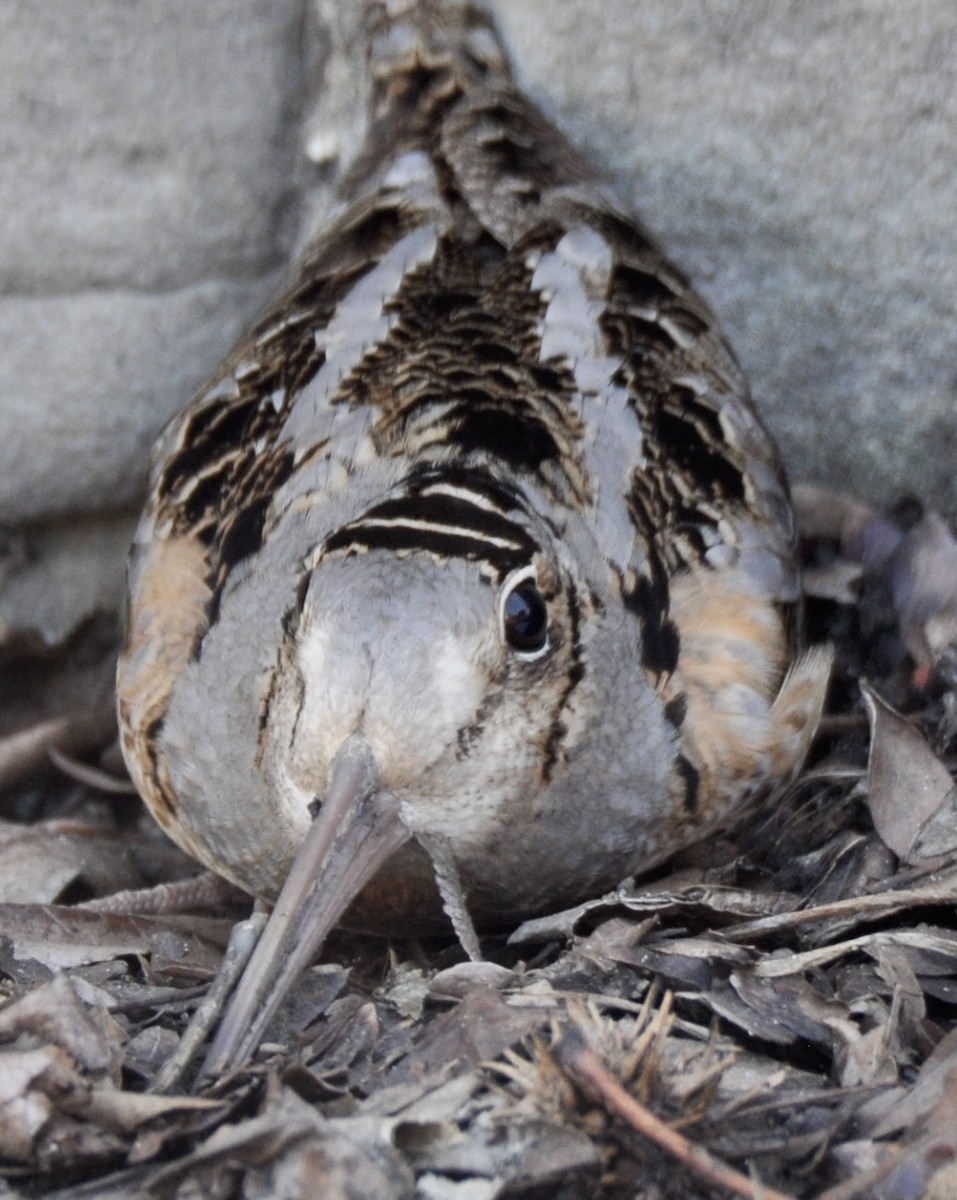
116, 0, 831, 1071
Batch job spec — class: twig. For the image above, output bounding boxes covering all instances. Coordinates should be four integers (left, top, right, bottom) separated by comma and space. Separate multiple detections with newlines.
151, 908, 269, 1095
0, 703, 117, 790
720, 878, 957, 943
47, 743, 138, 794
556, 1028, 796, 1200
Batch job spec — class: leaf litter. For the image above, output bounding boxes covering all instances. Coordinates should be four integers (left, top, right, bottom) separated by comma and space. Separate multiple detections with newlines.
1, 487, 956, 1198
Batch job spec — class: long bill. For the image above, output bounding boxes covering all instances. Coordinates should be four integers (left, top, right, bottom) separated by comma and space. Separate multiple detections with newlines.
200, 734, 409, 1078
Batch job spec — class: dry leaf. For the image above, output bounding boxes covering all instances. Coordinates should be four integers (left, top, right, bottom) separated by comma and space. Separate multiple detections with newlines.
0, 902, 231, 972
0, 818, 148, 904
0, 973, 123, 1076
862, 682, 957, 862
0, 1045, 83, 1162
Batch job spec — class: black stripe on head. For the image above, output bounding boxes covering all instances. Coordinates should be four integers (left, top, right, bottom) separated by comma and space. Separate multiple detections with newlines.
360, 488, 535, 551
406, 462, 527, 512
323, 471, 541, 580
325, 522, 532, 578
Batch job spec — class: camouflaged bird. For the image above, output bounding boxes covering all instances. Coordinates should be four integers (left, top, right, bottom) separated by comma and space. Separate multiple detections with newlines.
116, 0, 830, 1068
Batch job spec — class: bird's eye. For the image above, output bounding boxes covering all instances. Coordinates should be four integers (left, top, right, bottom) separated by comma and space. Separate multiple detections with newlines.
501, 576, 549, 656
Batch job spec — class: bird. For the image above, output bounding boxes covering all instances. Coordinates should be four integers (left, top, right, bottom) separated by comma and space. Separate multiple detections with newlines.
116, 0, 831, 1072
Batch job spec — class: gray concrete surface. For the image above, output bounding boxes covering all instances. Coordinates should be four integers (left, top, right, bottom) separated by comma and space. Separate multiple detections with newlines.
1, 0, 955, 531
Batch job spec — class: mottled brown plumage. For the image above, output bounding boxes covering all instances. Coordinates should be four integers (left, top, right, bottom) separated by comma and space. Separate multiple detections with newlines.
117, 0, 830, 1072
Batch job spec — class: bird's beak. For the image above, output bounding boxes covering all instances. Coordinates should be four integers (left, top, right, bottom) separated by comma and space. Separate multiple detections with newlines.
201, 733, 409, 1076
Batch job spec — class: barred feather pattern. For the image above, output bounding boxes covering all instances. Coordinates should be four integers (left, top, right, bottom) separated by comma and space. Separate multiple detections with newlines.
117, 0, 825, 935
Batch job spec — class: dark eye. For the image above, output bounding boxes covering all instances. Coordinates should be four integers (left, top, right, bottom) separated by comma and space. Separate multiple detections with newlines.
502, 580, 548, 654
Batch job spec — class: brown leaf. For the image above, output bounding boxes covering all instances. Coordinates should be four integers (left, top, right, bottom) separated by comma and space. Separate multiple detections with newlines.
0, 901, 231, 972
0, 818, 149, 904
81, 1088, 221, 1136
866, 1026, 957, 1141
614, 934, 753, 994
397, 1112, 600, 1190
0, 973, 124, 1076
862, 682, 957, 862
429, 961, 516, 1000
361, 988, 544, 1114
825, 1028, 957, 1199
0, 1044, 83, 1162
147, 1087, 414, 1200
